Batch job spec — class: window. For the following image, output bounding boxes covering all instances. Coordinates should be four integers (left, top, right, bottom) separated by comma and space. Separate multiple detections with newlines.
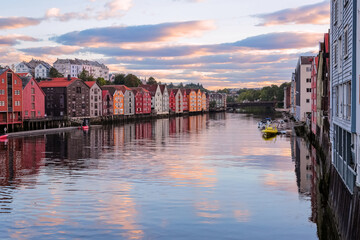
25, 110, 28, 116
306, 99, 310, 103
306, 88, 312, 93
306, 78, 311, 83
334, 0, 338, 25
345, 82, 351, 120
31, 103, 35, 109
334, 41, 338, 66
31, 96, 35, 102
344, 26, 349, 57
31, 88, 35, 94
76, 87, 81, 94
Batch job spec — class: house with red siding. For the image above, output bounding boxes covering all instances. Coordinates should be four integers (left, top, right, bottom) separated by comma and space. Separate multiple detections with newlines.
169, 89, 176, 112
131, 87, 152, 114
0, 68, 23, 133
21, 76, 45, 119
102, 90, 113, 116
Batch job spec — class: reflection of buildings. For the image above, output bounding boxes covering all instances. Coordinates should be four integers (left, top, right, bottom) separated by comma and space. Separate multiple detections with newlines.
294, 138, 312, 195
0, 137, 45, 186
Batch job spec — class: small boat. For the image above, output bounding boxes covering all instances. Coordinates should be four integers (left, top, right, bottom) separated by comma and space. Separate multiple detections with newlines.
262, 126, 278, 136
0, 134, 8, 140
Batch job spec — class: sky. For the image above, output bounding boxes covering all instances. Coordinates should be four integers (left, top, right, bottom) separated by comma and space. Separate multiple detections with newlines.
0, 0, 330, 90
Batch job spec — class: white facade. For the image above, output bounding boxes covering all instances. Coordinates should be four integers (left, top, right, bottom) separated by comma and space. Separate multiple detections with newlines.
88, 83, 103, 117
154, 86, 163, 114
331, 0, 357, 191
35, 63, 50, 79
294, 57, 313, 121
15, 62, 31, 74
53, 59, 109, 80
160, 85, 169, 114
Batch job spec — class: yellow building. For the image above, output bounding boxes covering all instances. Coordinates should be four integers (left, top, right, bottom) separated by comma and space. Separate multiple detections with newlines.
196, 89, 202, 112
186, 89, 197, 112
202, 92, 207, 111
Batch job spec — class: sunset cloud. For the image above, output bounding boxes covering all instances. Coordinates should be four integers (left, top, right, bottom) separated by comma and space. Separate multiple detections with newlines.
97, 0, 133, 19
19, 46, 80, 56
0, 35, 39, 47
45, 8, 90, 22
52, 20, 215, 46
0, 17, 42, 30
255, 1, 330, 26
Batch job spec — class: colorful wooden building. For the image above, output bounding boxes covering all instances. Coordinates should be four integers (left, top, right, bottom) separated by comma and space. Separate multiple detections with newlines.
186, 89, 197, 112
196, 89, 202, 112
102, 90, 113, 116
0, 68, 23, 132
101, 86, 124, 115
21, 76, 45, 119
202, 92, 207, 111
131, 87, 152, 114
85, 81, 102, 117
181, 89, 189, 112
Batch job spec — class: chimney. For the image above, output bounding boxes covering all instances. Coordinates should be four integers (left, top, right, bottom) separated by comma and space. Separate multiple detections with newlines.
67, 74, 71, 81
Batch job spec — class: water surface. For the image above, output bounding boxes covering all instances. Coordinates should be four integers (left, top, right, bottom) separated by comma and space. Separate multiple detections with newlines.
0, 113, 317, 239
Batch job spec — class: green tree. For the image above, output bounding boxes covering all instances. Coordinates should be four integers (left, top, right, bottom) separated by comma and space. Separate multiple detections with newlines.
49, 67, 64, 78
78, 69, 95, 81
146, 76, 157, 85
96, 77, 108, 86
124, 74, 142, 87
114, 73, 126, 85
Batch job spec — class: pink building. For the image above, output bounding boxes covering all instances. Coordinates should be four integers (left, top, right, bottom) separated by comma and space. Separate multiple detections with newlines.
102, 90, 113, 116
21, 77, 45, 119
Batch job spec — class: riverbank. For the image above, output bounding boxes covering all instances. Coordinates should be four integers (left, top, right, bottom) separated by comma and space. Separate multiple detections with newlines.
293, 121, 360, 240
3, 110, 224, 136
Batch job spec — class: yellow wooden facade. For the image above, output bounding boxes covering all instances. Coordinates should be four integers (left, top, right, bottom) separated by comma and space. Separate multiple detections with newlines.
202, 92, 207, 111
188, 90, 197, 112
196, 89, 202, 111
113, 90, 124, 115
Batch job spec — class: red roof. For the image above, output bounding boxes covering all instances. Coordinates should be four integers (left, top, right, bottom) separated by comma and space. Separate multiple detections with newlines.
85, 81, 97, 88
131, 87, 149, 95
140, 84, 158, 96
102, 85, 132, 95
159, 84, 167, 94
38, 77, 80, 87
102, 90, 110, 98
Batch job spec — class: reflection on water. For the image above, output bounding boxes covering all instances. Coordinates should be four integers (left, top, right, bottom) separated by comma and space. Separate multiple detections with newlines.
0, 113, 320, 240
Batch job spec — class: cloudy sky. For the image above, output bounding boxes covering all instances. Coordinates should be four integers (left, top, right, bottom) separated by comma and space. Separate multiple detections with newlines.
1, 0, 329, 90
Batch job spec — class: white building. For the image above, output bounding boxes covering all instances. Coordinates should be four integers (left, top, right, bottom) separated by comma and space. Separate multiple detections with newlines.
159, 85, 169, 114
53, 59, 109, 80
85, 81, 103, 117
15, 59, 51, 79
330, 0, 357, 192
293, 56, 313, 122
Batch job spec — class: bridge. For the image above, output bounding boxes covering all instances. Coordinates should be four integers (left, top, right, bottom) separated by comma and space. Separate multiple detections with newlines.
227, 101, 277, 109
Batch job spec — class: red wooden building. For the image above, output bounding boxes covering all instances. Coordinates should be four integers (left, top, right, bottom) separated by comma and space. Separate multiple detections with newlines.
131, 87, 152, 114
102, 90, 113, 116
0, 68, 23, 133
169, 89, 176, 112
21, 76, 45, 119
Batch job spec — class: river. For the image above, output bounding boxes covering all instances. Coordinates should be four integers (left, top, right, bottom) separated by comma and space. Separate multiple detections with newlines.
0, 113, 319, 239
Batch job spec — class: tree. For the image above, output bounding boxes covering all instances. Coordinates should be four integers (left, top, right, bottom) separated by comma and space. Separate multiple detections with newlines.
168, 83, 174, 89
49, 67, 64, 78
78, 69, 95, 81
146, 76, 157, 85
209, 100, 216, 109
96, 77, 108, 86
114, 73, 125, 85
124, 74, 142, 87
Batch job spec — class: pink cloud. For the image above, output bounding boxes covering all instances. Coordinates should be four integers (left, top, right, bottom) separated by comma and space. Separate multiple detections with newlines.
0, 17, 42, 30
0, 35, 39, 47
255, 1, 330, 26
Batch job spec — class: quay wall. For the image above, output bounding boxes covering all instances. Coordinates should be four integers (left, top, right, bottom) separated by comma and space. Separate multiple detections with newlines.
295, 123, 360, 240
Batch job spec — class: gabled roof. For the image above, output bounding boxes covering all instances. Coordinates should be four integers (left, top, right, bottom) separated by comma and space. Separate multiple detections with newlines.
140, 84, 159, 96
159, 84, 167, 94
20, 76, 31, 89
0, 68, 7, 75
17, 72, 32, 77
102, 89, 111, 99
186, 89, 195, 94
131, 87, 150, 95
85, 81, 97, 88
38, 77, 81, 88
102, 85, 132, 95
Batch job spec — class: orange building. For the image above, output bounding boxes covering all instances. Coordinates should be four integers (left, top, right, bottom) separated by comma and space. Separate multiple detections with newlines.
102, 86, 124, 115
196, 89, 202, 112
202, 92, 207, 111
186, 89, 197, 112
